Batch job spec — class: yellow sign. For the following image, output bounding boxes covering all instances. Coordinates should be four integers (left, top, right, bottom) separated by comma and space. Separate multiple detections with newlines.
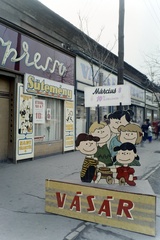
18, 139, 33, 154
24, 74, 74, 100
45, 180, 156, 236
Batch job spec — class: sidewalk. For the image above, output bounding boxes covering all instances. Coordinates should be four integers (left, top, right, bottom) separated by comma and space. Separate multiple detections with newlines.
0, 139, 160, 240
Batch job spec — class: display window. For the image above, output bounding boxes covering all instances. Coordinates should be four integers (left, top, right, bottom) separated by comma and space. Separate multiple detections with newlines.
34, 97, 63, 142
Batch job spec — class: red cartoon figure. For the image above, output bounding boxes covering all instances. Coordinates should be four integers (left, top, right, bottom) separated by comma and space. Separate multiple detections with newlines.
113, 142, 139, 186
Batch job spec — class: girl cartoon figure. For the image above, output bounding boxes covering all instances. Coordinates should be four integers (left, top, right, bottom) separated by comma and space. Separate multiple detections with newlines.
106, 109, 133, 158
114, 142, 139, 186
89, 121, 112, 166
118, 123, 143, 145
115, 123, 143, 166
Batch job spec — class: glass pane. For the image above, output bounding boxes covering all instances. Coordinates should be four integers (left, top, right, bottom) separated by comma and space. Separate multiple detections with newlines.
34, 97, 62, 142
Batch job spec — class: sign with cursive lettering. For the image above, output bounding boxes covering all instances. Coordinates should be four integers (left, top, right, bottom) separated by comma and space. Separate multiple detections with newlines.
0, 23, 74, 84
84, 84, 131, 107
24, 73, 74, 100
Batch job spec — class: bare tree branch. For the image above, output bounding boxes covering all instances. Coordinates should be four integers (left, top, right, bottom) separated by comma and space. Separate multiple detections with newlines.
77, 12, 117, 86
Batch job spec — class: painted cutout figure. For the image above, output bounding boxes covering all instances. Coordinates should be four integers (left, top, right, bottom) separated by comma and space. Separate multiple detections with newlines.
75, 133, 100, 182
114, 123, 143, 166
113, 142, 139, 186
106, 110, 133, 159
118, 123, 143, 145
76, 109, 142, 186
89, 121, 112, 166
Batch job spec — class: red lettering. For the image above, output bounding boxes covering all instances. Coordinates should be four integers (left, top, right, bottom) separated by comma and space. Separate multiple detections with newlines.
98, 196, 113, 217
117, 199, 134, 219
70, 192, 82, 212
56, 192, 66, 208
87, 195, 95, 212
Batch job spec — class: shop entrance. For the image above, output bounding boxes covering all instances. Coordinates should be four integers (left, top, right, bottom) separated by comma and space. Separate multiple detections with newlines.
0, 77, 9, 161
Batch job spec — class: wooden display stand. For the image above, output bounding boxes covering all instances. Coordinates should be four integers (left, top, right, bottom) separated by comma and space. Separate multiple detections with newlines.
45, 179, 156, 236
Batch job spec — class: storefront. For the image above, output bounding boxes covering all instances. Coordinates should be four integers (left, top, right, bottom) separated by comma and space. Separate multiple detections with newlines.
76, 56, 117, 136
125, 81, 145, 125
145, 91, 158, 122
0, 23, 75, 162
76, 57, 151, 134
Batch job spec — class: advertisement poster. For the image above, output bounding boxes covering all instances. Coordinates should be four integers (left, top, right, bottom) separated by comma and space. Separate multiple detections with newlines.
64, 101, 75, 151
34, 99, 45, 124
46, 108, 51, 120
84, 84, 131, 107
16, 83, 34, 161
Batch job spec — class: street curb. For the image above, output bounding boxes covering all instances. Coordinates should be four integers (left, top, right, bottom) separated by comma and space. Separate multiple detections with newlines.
141, 163, 160, 180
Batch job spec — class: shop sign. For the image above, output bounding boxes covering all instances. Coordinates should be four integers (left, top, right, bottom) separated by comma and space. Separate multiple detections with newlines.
153, 92, 160, 102
125, 81, 145, 102
131, 99, 145, 107
24, 73, 74, 101
0, 23, 74, 84
84, 84, 131, 107
45, 180, 156, 236
16, 83, 34, 161
76, 57, 117, 86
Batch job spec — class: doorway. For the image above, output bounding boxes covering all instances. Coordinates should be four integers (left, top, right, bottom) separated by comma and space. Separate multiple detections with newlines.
0, 77, 9, 161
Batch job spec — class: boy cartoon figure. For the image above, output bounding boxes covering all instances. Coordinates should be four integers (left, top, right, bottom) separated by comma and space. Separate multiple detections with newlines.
106, 109, 133, 159
75, 133, 100, 182
89, 121, 112, 166
114, 142, 139, 186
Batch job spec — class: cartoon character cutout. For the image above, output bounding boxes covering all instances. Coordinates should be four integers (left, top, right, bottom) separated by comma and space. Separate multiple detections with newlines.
75, 133, 100, 183
89, 121, 112, 166
114, 123, 143, 166
118, 123, 143, 145
76, 109, 141, 187
106, 109, 133, 159
113, 142, 139, 186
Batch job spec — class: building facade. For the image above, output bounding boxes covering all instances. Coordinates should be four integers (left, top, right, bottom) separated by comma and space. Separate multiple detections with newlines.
0, 4, 75, 162
0, 0, 160, 162
75, 56, 159, 136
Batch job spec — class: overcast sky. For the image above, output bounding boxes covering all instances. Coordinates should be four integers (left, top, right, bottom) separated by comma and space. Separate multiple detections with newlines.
39, 0, 160, 77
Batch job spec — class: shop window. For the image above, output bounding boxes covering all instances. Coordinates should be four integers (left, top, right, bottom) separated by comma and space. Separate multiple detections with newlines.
76, 91, 86, 119
34, 97, 63, 142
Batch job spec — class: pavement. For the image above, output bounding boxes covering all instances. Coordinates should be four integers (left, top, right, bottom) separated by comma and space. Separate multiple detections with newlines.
0, 139, 160, 240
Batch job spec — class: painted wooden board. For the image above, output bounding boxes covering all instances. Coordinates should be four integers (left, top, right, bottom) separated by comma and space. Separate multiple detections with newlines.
45, 179, 156, 236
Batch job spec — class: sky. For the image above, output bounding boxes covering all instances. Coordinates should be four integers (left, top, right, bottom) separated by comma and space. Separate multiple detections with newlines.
38, 0, 160, 79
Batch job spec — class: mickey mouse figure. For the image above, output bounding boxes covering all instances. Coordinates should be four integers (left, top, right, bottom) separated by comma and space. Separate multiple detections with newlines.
113, 142, 139, 186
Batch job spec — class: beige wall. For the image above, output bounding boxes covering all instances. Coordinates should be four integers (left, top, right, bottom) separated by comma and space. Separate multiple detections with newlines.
34, 140, 63, 158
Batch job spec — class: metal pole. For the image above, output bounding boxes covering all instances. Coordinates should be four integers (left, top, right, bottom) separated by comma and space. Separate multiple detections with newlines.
117, 0, 125, 111
118, 0, 125, 85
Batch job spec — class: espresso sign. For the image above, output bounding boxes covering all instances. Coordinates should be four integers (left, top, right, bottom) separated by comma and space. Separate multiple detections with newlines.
0, 23, 74, 84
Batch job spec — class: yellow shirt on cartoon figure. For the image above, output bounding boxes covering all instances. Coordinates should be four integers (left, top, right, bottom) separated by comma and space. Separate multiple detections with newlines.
75, 133, 99, 183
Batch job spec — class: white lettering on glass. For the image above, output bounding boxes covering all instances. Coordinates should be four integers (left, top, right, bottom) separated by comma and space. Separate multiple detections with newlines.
0, 37, 67, 77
